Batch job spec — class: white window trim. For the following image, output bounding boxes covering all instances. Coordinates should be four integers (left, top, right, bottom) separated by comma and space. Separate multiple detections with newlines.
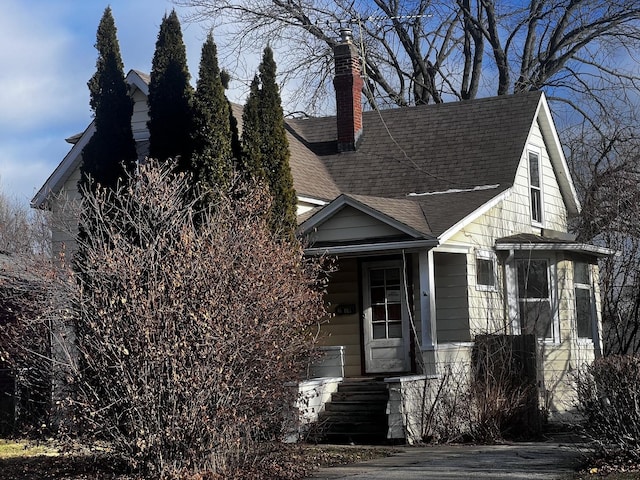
475, 249, 498, 291
507, 254, 560, 344
527, 146, 544, 227
574, 262, 597, 344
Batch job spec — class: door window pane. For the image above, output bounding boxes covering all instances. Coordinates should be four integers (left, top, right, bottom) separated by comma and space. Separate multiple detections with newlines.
370, 269, 385, 286
372, 305, 386, 321
371, 286, 385, 304
373, 323, 386, 339
388, 322, 402, 338
387, 303, 401, 321
385, 268, 400, 284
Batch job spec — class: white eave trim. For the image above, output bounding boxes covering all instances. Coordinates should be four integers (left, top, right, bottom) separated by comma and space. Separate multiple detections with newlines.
297, 195, 328, 207
304, 238, 439, 256
31, 122, 95, 209
495, 242, 616, 257
534, 94, 581, 215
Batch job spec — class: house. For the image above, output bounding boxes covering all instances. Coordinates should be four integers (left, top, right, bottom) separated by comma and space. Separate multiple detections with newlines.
33, 29, 611, 442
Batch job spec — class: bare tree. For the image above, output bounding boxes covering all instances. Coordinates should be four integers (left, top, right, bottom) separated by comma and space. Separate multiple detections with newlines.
0, 192, 50, 257
568, 118, 640, 355
176, 0, 640, 122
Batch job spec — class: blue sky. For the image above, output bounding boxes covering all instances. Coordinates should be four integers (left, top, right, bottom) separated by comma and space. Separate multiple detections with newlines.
0, 0, 255, 206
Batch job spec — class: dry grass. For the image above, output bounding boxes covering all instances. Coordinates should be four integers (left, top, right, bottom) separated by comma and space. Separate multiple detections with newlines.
0, 440, 398, 479
0, 439, 59, 458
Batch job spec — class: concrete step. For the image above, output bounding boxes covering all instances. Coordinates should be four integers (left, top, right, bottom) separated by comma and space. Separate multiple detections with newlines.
312, 379, 390, 444
324, 401, 387, 413
318, 410, 387, 422
337, 382, 388, 393
330, 392, 389, 402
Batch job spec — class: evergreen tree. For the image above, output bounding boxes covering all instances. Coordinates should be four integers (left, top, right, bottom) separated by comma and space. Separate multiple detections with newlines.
240, 75, 265, 180
255, 47, 297, 241
80, 6, 137, 194
219, 69, 243, 162
191, 32, 233, 198
147, 10, 194, 171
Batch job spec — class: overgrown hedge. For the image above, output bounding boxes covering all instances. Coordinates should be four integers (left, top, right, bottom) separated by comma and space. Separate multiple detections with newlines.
577, 355, 640, 459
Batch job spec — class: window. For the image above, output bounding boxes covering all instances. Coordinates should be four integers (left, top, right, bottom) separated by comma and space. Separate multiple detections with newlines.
574, 261, 593, 340
369, 267, 403, 339
517, 259, 554, 340
529, 151, 542, 224
476, 251, 496, 290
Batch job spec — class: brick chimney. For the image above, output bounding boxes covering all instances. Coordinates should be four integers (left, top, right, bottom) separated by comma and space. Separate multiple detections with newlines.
333, 28, 363, 152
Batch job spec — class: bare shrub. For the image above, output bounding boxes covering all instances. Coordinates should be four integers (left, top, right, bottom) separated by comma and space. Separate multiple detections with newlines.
0, 255, 54, 435
50, 161, 328, 478
416, 335, 543, 444
468, 335, 542, 442
576, 355, 640, 461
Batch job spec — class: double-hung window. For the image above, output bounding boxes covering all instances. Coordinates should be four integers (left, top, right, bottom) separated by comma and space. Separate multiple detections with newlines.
517, 258, 554, 341
574, 261, 594, 340
529, 150, 543, 225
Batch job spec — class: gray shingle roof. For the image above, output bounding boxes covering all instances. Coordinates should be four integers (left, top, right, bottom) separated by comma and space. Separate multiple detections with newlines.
288, 91, 543, 236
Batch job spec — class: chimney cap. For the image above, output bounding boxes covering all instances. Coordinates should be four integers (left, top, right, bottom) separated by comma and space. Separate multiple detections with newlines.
339, 27, 353, 43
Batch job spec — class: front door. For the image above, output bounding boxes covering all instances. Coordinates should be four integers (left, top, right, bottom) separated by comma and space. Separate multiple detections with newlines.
362, 261, 410, 373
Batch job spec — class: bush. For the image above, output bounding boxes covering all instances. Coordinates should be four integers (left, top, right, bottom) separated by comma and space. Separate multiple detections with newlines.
577, 355, 640, 460
418, 335, 544, 444
57, 161, 328, 478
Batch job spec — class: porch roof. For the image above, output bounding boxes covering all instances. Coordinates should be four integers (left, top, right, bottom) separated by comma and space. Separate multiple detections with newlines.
495, 233, 616, 257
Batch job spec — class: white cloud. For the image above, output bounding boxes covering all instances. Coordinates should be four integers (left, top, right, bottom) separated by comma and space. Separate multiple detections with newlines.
0, 1, 93, 131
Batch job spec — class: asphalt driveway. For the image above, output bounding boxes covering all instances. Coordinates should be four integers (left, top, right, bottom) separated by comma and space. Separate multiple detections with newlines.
312, 441, 589, 479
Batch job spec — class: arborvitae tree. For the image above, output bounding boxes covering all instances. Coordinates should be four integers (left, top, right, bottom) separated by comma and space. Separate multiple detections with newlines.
256, 47, 297, 241
191, 32, 233, 198
240, 75, 265, 180
147, 10, 194, 171
80, 7, 137, 194
219, 69, 242, 162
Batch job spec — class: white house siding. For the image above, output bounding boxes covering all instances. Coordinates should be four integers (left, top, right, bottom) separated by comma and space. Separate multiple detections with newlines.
50, 166, 83, 259
529, 120, 567, 231
445, 120, 569, 340
131, 89, 150, 141
319, 257, 362, 377
437, 120, 598, 418
310, 206, 403, 244
539, 255, 600, 418
433, 253, 470, 342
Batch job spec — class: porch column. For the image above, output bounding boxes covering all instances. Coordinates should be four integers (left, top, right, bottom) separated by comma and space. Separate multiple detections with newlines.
419, 249, 437, 375
504, 249, 520, 334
